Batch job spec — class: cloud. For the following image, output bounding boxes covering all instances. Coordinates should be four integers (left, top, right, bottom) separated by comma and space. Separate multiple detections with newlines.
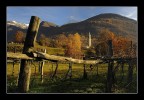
67, 16, 82, 23
119, 7, 137, 20
69, 16, 76, 20
126, 10, 137, 20
25, 24, 29, 26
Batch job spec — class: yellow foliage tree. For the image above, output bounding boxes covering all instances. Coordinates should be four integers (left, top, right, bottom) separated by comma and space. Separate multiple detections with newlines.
65, 33, 82, 59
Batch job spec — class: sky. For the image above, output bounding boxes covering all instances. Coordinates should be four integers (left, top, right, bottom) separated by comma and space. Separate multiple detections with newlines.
7, 6, 137, 26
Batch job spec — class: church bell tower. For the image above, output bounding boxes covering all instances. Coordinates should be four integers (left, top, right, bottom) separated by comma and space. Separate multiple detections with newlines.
89, 32, 91, 48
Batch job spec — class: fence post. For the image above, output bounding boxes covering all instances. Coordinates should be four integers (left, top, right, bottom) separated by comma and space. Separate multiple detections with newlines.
18, 16, 40, 92
126, 41, 134, 87
41, 49, 46, 83
83, 64, 87, 79
52, 62, 58, 78
12, 60, 15, 76
39, 61, 41, 73
106, 61, 113, 92
16, 60, 21, 86
14, 46, 16, 53
106, 40, 114, 93
127, 59, 133, 86
65, 62, 72, 79
96, 64, 98, 76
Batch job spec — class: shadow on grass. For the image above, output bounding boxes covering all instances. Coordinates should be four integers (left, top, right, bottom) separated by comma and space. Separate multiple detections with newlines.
7, 68, 137, 93
28, 74, 106, 93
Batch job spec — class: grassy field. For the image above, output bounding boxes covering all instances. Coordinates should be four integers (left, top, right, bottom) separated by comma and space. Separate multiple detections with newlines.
7, 43, 65, 55
7, 61, 137, 93
7, 43, 137, 93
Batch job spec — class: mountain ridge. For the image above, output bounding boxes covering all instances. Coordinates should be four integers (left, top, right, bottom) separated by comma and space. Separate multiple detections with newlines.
7, 13, 137, 42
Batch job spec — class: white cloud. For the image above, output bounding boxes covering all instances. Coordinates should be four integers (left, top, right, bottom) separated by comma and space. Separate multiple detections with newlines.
119, 7, 137, 20
69, 16, 75, 20
66, 15, 82, 24
25, 24, 29, 26
126, 10, 137, 20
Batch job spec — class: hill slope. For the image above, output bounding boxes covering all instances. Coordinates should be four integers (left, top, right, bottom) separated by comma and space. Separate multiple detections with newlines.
7, 13, 137, 42
57, 13, 137, 40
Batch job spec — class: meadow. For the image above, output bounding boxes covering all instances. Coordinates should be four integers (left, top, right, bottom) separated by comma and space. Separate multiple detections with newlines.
7, 61, 137, 93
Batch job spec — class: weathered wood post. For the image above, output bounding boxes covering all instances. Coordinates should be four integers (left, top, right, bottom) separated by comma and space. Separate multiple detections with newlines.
16, 60, 21, 86
52, 63, 54, 73
127, 41, 134, 86
12, 61, 15, 76
52, 62, 58, 78
18, 16, 40, 92
40, 49, 46, 83
127, 59, 133, 86
69, 62, 72, 79
38, 61, 40, 73
83, 64, 87, 79
106, 40, 113, 93
65, 62, 72, 79
14, 46, 16, 53
83, 56, 87, 79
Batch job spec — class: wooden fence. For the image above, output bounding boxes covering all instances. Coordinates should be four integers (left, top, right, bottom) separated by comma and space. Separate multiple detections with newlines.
7, 16, 137, 93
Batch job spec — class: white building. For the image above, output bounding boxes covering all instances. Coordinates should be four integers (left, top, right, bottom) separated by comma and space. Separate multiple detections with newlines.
89, 32, 91, 47
86, 32, 92, 48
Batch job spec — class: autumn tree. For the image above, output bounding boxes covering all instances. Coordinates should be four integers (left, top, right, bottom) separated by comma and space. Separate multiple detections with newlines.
65, 33, 82, 59
65, 34, 73, 57
81, 35, 88, 48
39, 34, 50, 46
97, 29, 115, 42
14, 31, 25, 43
95, 29, 115, 56
113, 35, 131, 57
95, 29, 132, 57
54, 34, 68, 48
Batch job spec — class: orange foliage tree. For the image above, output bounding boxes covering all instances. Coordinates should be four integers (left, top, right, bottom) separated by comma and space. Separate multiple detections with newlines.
95, 29, 115, 56
14, 31, 25, 43
113, 36, 131, 57
39, 34, 50, 46
54, 34, 68, 48
96, 29, 132, 57
97, 29, 115, 42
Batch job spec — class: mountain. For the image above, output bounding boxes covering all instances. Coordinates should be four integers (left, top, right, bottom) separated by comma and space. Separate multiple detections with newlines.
7, 13, 137, 42
7, 21, 28, 42
58, 13, 137, 40
37, 13, 137, 41
37, 21, 59, 39
40, 21, 58, 27
7, 21, 28, 29
7, 21, 59, 42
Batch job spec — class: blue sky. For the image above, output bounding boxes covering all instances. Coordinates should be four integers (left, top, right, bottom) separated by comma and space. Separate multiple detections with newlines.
7, 6, 137, 26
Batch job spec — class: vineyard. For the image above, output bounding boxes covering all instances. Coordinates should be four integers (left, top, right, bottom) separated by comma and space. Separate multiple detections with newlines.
7, 16, 137, 93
